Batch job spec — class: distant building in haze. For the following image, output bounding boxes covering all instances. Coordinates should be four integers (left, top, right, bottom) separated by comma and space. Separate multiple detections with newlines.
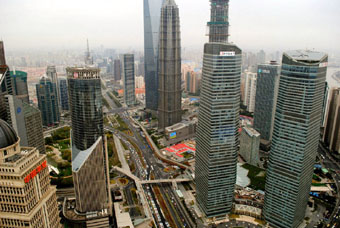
58, 77, 69, 111
243, 72, 257, 112
0, 40, 6, 65
10, 70, 29, 104
264, 50, 328, 228
85, 39, 94, 65
36, 76, 60, 126
253, 62, 280, 142
144, 0, 165, 111
158, 0, 182, 130
123, 54, 136, 106
114, 59, 122, 81
5, 95, 45, 154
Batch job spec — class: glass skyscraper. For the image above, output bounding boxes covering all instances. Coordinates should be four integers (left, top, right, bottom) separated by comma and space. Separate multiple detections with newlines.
195, 0, 242, 218
144, 0, 164, 111
264, 50, 328, 228
253, 62, 280, 141
157, 0, 182, 130
36, 76, 60, 126
58, 77, 69, 111
123, 54, 136, 107
10, 70, 29, 104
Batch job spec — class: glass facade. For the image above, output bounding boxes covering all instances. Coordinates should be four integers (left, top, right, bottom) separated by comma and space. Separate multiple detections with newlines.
58, 78, 69, 111
36, 76, 60, 126
10, 70, 29, 104
195, 43, 242, 217
264, 50, 328, 228
144, 0, 164, 111
67, 68, 103, 151
123, 54, 136, 106
253, 62, 280, 141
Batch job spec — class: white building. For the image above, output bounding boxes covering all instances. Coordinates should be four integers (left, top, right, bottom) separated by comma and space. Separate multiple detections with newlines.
243, 72, 257, 113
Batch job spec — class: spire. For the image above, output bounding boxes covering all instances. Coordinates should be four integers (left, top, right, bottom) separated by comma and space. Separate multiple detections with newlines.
208, 0, 230, 43
85, 39, 93, 65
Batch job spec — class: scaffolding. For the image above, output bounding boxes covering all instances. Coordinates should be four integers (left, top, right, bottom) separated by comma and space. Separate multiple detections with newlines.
207, 0, 230, 43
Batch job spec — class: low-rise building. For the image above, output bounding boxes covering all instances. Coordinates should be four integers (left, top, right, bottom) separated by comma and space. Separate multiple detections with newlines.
164, 120, 197, 146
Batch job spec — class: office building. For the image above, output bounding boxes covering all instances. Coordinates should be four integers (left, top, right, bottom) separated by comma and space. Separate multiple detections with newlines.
0, 119, 62, 228
239, 127, 261, 167
67, 67, 111, 217
158, 0, 182, 130
164, 119, 197, 145
123, 54, 136, 106
6, 95, 45, 154
253, 62, 280, 141
144, 0, 164, 111
58, 77, 69, 111
135, 75, 145, 89
243, 72, 257, 113
46, 66, 60, 110
114, 59, 122, 81
196, 0, 242, 218
185, 71, 201, 95
36, 76, 60, 126
10, 70, 29, 104
323, 87, 340, 154
264, 50, 328, 228
0, 41, 13, 122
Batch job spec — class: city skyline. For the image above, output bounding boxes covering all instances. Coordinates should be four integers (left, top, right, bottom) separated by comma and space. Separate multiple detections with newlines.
0, 0, 339, 53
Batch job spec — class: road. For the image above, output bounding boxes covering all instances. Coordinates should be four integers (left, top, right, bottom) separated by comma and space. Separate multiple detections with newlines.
319, 142, 340, 228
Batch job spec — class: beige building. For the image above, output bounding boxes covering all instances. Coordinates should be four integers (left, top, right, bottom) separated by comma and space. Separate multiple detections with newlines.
0, 119, 61, 228
165, 120, 197, 146
239, 127, 261, 167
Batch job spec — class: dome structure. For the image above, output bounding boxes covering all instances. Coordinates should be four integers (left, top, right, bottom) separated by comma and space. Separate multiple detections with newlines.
0, 119, 18, 149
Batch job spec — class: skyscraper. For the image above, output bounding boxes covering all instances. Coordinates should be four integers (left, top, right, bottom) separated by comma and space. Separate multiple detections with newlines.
114, 59, 122, 81
67, 67, 111, 216
123, 54, 136, 106
144, 0, 164, 111
46, 66, 60, 111
6, 95, 46, 154
323, 87, 340, 154
0, 119, 62, 228
158, 0, 182, 130
264, 50, 328, 228
10, 70, 29, 104
58, 77, 69, 111
0, 41, 13, 122
195, 0, 242, 217
243, 72, 257, 113
253, 62, 280, 141
36, 76, 60, 126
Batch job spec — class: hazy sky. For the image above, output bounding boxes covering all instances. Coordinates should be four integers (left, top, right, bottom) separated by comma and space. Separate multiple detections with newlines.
1, 0, 339, 53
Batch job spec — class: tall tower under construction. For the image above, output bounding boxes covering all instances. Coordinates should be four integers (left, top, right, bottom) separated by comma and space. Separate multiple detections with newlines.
195, 0, 242, 217
158, 0, 182, 130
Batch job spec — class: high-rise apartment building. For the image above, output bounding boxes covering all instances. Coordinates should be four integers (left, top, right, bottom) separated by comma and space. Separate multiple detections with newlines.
253, 62, 280, 141
185, 71, 201, 95
323, 87, 340, 154
123, 54, 136, 106
58, 77, 69, 111
10, 70, 29, 104
144, 0, 165, 111
264, 50, 328, 228
158, 0, 182, 130
6, 95, 45, 154
196, 0, 242, 218
67, 67, 111, 217
36, 76, 60, 126
0, 119, 62, 228
243, 72, 257, 112
114, 59, 122, 81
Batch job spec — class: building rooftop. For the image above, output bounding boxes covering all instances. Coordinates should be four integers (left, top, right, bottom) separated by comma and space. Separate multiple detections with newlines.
0, 119, 18, 149
164, 0, 177, 7
243, 127, 260, 137
285, 50, 327, 62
